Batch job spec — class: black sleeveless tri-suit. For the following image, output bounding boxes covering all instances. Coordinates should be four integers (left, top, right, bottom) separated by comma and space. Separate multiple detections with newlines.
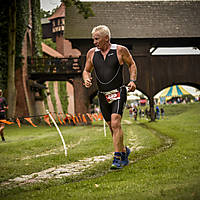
93, 44, 127, 122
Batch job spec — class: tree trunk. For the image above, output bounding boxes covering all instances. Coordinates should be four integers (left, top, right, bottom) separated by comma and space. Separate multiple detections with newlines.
149, 96, 155, 121
7, 0, 17, 118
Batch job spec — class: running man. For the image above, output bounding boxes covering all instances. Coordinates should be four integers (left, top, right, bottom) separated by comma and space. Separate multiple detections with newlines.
83, 25, 137, 169
0, 89, 8, 142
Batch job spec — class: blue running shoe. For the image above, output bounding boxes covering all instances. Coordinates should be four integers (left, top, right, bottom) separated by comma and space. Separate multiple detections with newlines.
121, 147, 131, 166
110, 152, 122, 170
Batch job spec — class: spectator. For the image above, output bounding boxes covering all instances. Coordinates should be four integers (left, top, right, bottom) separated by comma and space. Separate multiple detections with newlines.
156, 106, 160, 120
129, 107, 133, 119
161, 107, 165, 119
133, 105, 138, 121
0, 89, 8, 142
138, 108, 142, 119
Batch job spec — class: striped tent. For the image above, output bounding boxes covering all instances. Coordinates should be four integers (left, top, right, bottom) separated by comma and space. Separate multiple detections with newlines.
160, 85, 191, 97
158, 85, 192, 103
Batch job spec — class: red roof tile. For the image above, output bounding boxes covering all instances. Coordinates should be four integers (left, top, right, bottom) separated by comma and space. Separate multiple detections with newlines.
48, 3, 65, 20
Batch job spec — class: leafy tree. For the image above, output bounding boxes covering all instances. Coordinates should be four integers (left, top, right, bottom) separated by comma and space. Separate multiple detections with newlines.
0, 0, 94, 117
40, 7, 59, 18
7, 0, 17, 118
40, 9, 52, 18
0, 4, 9, 90
62, 0, 94, 19
43, 39, 56, 50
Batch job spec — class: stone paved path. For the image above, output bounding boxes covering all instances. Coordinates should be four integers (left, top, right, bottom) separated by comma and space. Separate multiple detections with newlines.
1, 120, 143, 188
1, 154, 113, 187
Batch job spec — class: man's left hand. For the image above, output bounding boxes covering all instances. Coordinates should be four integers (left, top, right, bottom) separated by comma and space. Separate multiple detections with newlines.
127, 81, 136, 92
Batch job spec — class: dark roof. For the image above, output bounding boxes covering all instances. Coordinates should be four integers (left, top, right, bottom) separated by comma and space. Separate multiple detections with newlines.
64, 1, 200, 39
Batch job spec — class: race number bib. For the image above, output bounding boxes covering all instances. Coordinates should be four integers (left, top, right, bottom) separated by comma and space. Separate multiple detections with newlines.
104, 89, 120, 104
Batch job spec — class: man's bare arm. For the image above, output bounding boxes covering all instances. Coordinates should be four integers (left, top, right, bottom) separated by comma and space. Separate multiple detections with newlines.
121, 46, 137, 92
82, 49, 94, 88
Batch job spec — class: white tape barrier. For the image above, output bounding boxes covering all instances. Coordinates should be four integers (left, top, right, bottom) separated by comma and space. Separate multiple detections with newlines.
46, 110, 67, 156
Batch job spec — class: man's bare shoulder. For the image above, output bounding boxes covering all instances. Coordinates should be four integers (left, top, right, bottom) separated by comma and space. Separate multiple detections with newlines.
87, 47, 96, 57
117, 45, 129, 55
86, 48, 96, 67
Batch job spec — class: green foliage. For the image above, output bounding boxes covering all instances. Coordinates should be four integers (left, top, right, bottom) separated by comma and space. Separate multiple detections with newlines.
0, 1, 29, 89
31, 0, 42, 57
0, 4, 9, 89
58, 81, 68, 113
15, 0, 29, 67
62, 0, 94, 19
42, 38, 56, 50
48, 81, 57, 113
41, 88, 48, 110
40, 9, 52, 18
0, 0, 42, 89
40, 6, 60, 18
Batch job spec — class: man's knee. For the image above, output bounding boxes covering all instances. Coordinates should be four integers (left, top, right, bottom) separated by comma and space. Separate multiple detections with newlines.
111, 114, 121, 130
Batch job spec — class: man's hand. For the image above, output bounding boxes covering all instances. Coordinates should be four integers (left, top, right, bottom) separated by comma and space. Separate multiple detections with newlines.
127, 81, 136, 92
84, 77, 92, 88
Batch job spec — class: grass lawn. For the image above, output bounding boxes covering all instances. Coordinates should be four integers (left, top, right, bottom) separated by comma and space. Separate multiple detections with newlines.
0, 102, 200, 199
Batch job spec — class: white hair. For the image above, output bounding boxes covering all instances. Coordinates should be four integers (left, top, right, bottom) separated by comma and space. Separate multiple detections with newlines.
91, 25, 111, 39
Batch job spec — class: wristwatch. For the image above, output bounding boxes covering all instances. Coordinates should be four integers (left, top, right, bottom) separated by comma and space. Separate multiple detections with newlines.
130, 79, 136, 82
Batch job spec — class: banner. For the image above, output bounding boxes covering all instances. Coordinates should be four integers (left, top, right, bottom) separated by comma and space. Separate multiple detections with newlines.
0, 112, 103, 127
24, 118, 37, 127
16, 118, 21, 128
56, 113, 63, 125
0, 120, 14, 125
86, 113, 93, 121
82, 114, 87, 124
43, 115, 51, 127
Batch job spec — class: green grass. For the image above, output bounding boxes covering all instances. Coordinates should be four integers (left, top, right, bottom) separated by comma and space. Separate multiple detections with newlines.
0, 102, 200, 199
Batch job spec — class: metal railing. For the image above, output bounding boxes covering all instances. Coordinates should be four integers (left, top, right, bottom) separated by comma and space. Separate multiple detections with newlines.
27, 56, 84, 75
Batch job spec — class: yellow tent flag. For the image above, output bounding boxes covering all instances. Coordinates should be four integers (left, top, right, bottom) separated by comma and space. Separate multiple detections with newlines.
24, 118, 37, 127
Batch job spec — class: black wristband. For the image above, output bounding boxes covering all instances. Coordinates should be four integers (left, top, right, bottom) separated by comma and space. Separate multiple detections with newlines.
130, 79, 136, 82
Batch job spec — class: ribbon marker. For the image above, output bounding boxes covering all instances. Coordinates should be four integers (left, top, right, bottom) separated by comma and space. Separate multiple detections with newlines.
46, 110, 67, 156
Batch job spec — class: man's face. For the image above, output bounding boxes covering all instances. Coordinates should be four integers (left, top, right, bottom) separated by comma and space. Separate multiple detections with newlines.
92, 31, 108, 50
